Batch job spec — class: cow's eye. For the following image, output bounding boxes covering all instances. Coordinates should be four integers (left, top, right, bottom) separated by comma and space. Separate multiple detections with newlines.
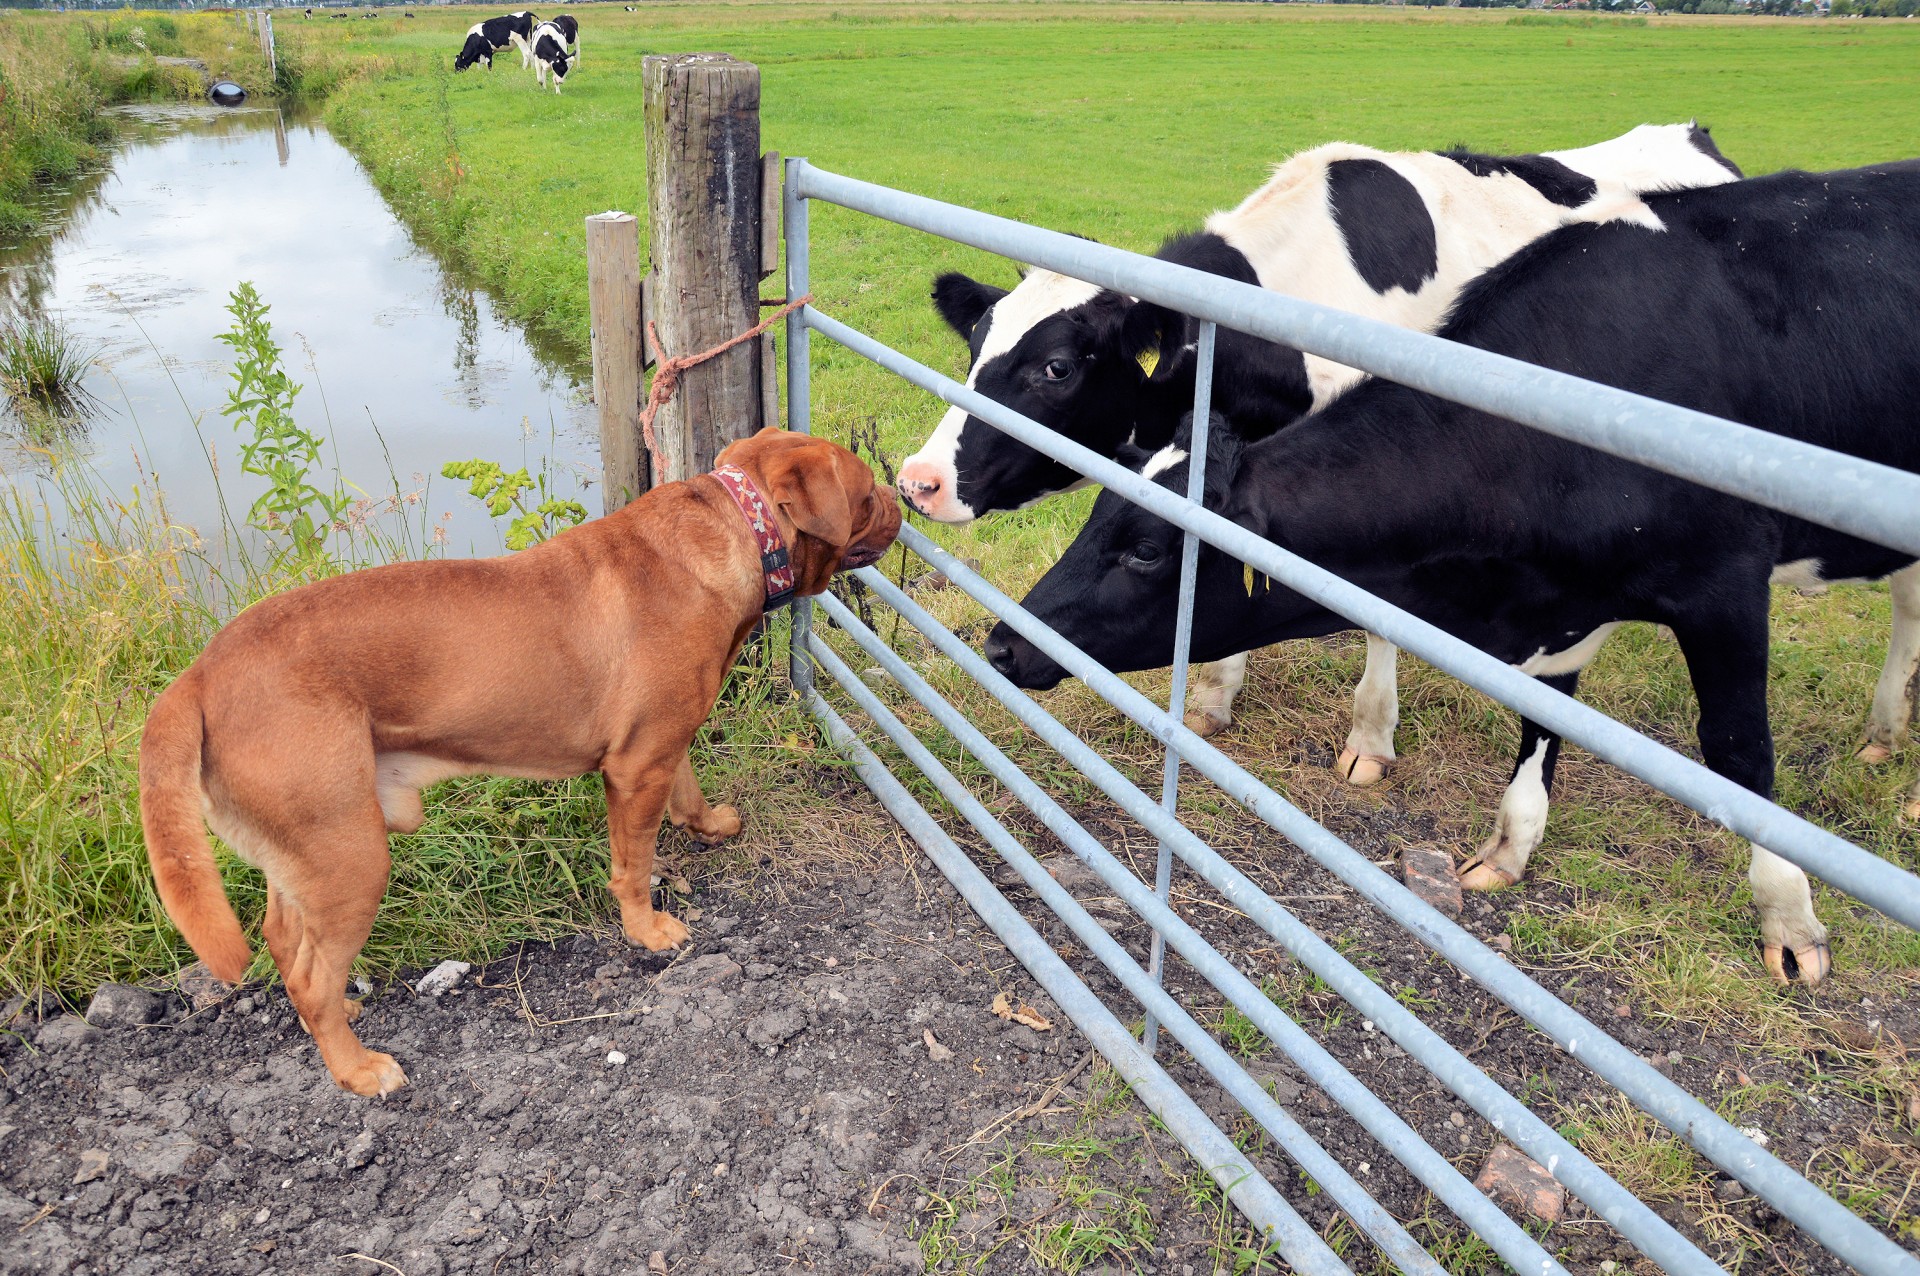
1120, 542, 1163, 572
1041, 358, 1074, 382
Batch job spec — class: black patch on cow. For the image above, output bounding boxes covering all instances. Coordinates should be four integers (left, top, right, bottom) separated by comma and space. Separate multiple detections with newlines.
1154, 231, 1261, 289
1442, 149, 1599, 209
549, 13, 578, 42
1687, 123, 1743, 178
1324, 159, 1439, 296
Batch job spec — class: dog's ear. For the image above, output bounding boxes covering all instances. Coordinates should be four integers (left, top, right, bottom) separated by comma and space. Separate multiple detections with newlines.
769, 449, 864, 594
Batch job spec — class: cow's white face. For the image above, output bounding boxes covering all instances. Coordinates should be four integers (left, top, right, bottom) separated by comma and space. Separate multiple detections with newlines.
899, 270, 1165, 524
901, 270, 1103, 522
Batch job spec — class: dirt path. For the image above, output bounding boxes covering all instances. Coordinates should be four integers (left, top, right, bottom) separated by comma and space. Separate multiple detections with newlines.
2, 840, 1912, 1274
0, 866, 1191, 1276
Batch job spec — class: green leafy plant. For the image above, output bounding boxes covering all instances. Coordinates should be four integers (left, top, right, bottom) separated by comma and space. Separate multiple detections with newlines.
440, 458, 586, 550
215, 282, 352, 558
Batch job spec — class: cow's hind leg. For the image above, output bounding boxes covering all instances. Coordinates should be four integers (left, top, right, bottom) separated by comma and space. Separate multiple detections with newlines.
1860, 564, 1920, 778
1184, 651, 1249, 738
1335, 632, 1399, 787
260, 818, 406, 1096
1460, 676, 1574, 892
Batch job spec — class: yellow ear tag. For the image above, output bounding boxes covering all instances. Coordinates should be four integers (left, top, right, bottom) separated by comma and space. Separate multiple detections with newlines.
1244, 562, 1255, 598
1136, 346, 1160, 378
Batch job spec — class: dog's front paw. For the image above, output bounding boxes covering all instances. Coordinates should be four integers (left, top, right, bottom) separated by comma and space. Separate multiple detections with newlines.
685, 804, 742, 846
334, 1051, 408, 1098
627, 911, 691, 952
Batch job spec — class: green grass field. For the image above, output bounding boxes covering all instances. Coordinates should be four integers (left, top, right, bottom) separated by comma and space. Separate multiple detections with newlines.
6, 6, 1920, 1267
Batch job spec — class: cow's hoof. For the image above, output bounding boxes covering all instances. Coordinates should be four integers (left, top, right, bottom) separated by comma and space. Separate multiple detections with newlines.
1183, 708, 1230, 739
1335, 749, 1390, 787
1855, 741, 1893, 765
1762, 941, 1831, 988
1458, 857, 1520, 892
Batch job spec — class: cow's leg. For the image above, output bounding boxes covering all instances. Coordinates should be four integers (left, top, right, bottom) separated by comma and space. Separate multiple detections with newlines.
1673, 592, 1829, 985
1334, 632, 1399, 787
1184, 651, 1249, 738
1459, 672, 1575, 891
1861, 563, 1920, 773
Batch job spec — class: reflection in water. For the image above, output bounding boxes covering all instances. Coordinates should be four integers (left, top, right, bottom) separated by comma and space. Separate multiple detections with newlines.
0, 103, 597, 554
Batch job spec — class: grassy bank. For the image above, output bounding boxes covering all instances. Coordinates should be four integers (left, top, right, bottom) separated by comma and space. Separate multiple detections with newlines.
0, 10, 276, 236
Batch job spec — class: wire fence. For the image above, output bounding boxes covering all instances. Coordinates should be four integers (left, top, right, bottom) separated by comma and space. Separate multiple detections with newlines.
780, 155, 1920, 1275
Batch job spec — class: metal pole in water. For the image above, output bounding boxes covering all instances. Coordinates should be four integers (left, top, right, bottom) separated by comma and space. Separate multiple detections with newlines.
1142, 321, 1213, 1057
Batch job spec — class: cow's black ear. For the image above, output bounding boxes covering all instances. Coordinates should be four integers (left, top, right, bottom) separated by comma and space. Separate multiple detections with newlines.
1171, 412, 1244, 511
931, 273, 1006, 339
1120, 300, 1193, 384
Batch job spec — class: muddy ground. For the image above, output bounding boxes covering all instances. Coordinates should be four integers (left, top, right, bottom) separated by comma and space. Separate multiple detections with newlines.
1, 830, 1913, 1275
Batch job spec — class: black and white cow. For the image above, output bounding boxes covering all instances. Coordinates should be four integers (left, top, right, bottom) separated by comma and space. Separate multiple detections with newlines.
454, 11, 538, 72
984, 162, 1920, 987
530, 18, 576, 93
903, 124, 1743, 789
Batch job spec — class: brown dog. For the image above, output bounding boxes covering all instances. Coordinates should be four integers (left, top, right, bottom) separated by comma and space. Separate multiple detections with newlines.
140, 428, 900, 1096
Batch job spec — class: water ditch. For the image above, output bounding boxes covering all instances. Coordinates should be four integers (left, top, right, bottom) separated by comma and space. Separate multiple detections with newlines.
0, 102, 598, 553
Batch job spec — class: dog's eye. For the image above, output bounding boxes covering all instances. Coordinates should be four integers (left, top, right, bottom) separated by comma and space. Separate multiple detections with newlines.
1120, 542, 1163, 572
1041, 358, 1074, 382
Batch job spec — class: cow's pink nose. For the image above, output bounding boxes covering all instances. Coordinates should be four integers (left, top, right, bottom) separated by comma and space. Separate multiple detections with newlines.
898, 460, 943, 498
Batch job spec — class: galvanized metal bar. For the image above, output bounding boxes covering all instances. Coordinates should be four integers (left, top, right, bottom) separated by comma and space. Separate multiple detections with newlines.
1145, 320, 1218, 1058
888, 533, 1920, 1276
783, 157, 814, 696
854, 558, 1730, 1276
812, 595, 1571, 1276
791, 163, 1920, 558
802, 691, 1354, 1276
807, 629, 1452, 1276
801, 304, 1920, 941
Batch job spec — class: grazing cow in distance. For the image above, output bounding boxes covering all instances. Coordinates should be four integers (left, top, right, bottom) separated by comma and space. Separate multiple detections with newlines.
454, 11, 538, 72
985, 161, 1920, 987
541, 12, 578, 62
901, 123, 1742, 786
530, 18, 574, 92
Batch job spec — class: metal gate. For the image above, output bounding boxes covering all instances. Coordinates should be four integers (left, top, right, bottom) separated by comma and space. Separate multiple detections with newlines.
776, 156, 1920, 1275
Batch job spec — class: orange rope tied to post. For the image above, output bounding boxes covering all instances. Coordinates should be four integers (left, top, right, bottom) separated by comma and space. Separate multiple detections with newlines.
637, 293, 813, 483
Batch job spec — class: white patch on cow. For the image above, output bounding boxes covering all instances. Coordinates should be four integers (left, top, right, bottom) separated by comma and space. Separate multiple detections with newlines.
1748, 844, 1825, 951
1346, 633, 1399, 761
1140, 445, 1187, 481
1517, 623, 1621, 677
1485, 737, 1553, 875
899, 408, 977, 523
1769, 557, 1827, 591
1868, 562, 1920, 749
972, 270, 1104, 371
1546, 123, 1742, 196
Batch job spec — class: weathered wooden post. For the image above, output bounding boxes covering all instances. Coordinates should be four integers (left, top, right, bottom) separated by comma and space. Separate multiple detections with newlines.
585, 211, 648, 513
641, 52, 769, 483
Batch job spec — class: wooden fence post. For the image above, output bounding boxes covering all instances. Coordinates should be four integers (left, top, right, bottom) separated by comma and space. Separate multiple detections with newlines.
641, 52, 766, 483
585, 211, 648, 514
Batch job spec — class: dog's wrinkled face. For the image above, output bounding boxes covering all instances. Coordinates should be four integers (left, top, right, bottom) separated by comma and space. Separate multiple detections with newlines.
717, 428, 902, 596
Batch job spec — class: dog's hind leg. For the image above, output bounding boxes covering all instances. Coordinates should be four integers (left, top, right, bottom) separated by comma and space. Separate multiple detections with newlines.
603, 755, 690, 952
261, 815, 406, 1097
666, 751, 740, 846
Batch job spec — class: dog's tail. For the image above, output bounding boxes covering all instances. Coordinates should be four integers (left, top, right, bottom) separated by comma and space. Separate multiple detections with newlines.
139, 675, 250, 983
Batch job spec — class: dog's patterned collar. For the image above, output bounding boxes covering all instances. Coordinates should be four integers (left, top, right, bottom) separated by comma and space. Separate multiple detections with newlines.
711, 464, 796, 612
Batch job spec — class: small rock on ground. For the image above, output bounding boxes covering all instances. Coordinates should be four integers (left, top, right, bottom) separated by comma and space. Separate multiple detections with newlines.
1401, 844, 1463, 918
85, 984, 162, 1030
1474, 1142, 1566, 1224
